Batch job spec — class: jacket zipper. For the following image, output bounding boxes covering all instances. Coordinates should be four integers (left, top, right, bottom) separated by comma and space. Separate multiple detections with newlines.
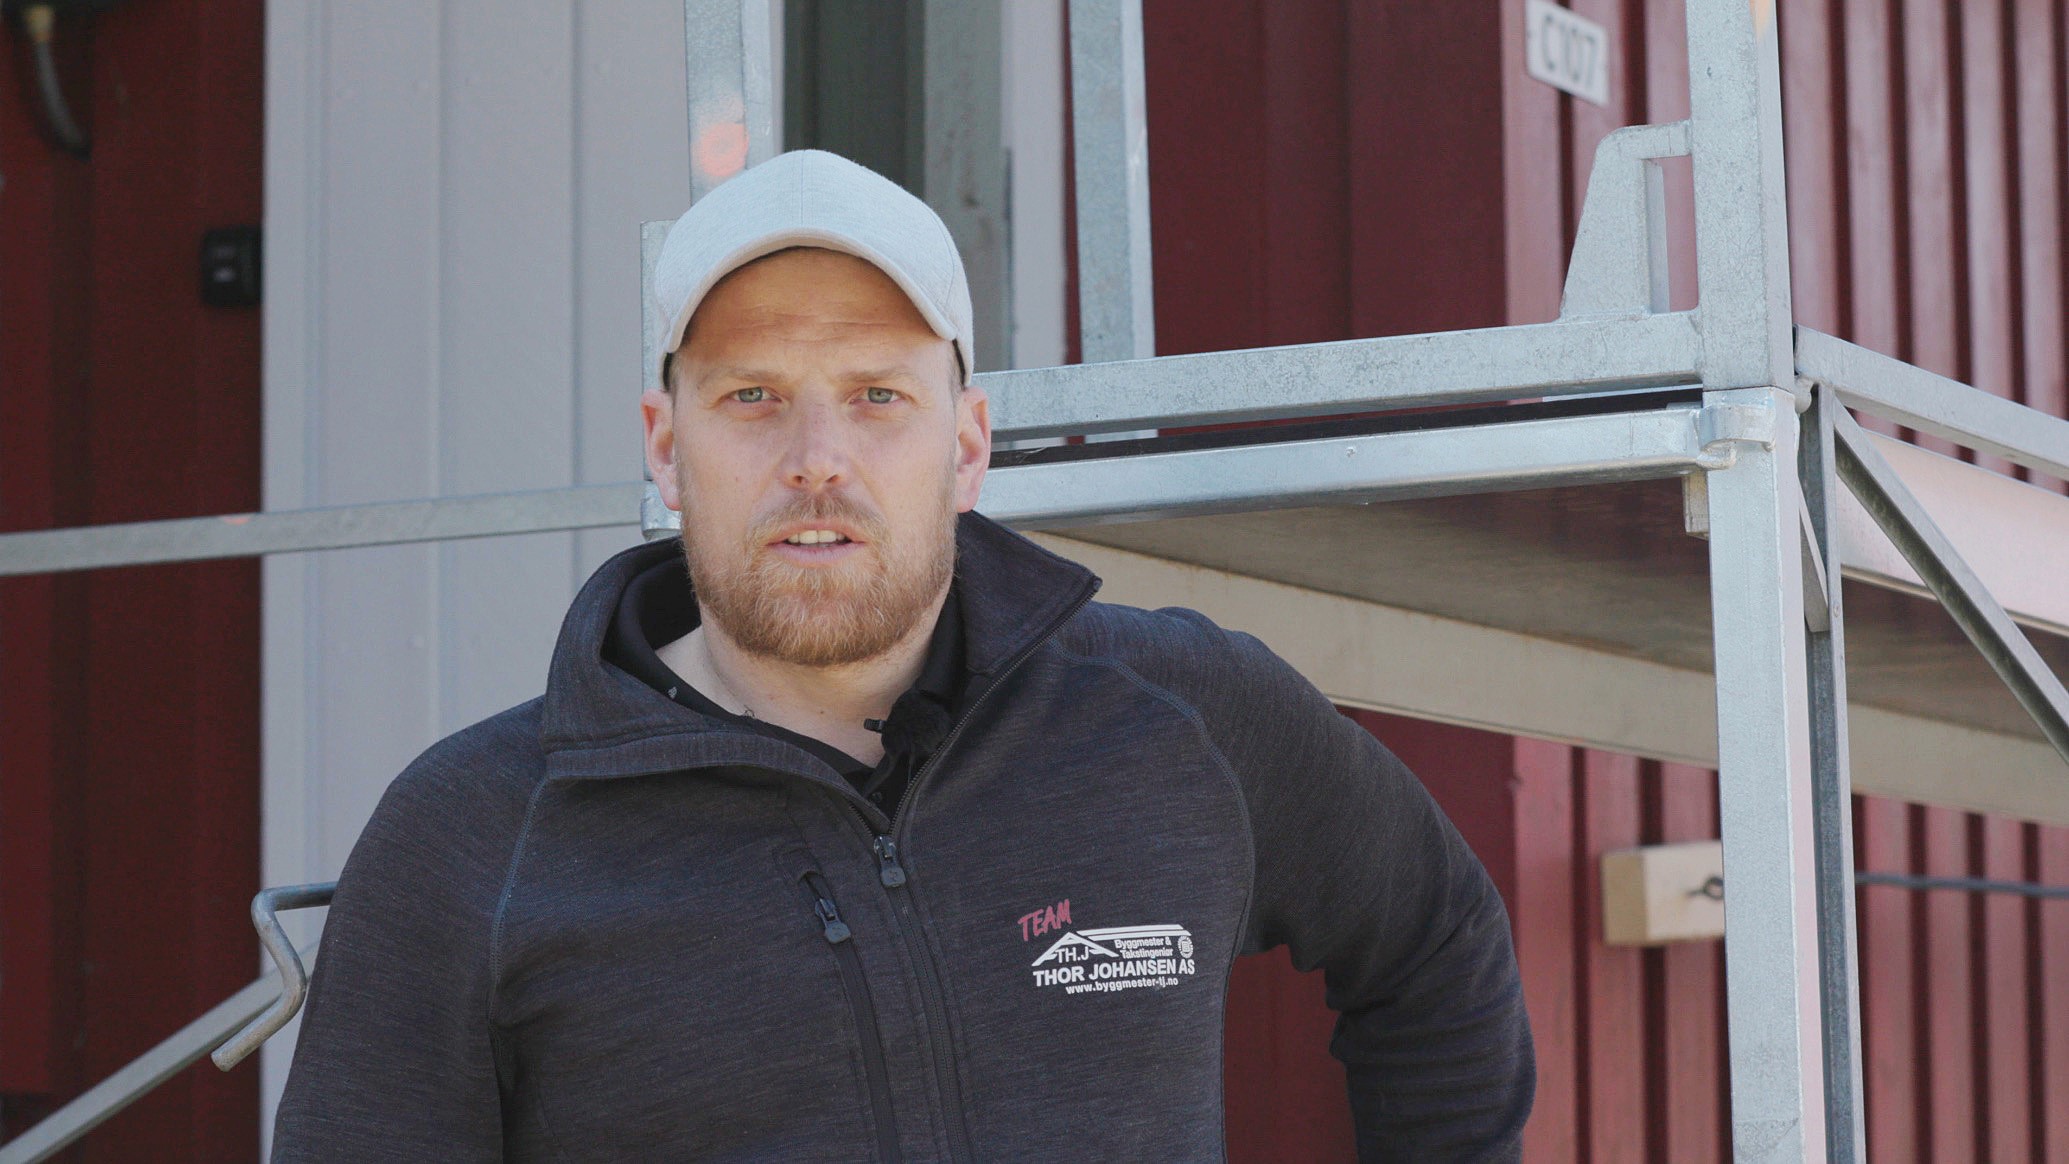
802, 871, 901, 1164
863, 583, 1099, 1164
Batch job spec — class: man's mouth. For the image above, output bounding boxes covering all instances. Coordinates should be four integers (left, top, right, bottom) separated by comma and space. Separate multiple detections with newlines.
781, 529, 853, 546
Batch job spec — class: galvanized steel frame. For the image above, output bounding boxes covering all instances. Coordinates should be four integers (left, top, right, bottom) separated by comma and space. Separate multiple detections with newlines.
4, 2, 2069, 1162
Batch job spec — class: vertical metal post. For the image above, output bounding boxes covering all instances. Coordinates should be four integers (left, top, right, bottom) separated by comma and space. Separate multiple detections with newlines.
1801, 384, 1866, 1163
641, 220, 677, 537
685, 0, 777, 200
1067, 0, 1155, 365
649, 0, 779, 534
921, 0, 1010, 372
1686, 0, 1827, 1154
1685, 0, 1795, 396
1704, 389, 1826, 1160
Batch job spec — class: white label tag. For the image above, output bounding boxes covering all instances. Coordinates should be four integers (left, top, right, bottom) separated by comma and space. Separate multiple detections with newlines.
1524, 0, 1612, 107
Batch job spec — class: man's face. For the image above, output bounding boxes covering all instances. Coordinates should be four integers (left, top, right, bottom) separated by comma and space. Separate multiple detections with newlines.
641, 247, 990, 667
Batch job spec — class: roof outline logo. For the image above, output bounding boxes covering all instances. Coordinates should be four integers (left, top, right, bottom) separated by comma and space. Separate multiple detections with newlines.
1030, 931, 1118, 965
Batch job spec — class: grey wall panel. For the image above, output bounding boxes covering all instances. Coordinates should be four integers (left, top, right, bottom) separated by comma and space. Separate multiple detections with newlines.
259, 0, 688, 1151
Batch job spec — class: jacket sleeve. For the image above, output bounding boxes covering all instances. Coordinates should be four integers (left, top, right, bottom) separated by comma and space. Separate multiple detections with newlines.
1175, 612, 1534, 1161
271, 743, 518, 1161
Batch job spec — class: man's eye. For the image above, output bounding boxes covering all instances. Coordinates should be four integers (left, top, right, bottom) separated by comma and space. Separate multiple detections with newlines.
864, 387, 897, 404
731, 387, 767, 403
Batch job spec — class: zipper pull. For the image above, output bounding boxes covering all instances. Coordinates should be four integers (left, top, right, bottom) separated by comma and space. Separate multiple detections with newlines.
872, 835, 908, 888
814, 897, 853, 944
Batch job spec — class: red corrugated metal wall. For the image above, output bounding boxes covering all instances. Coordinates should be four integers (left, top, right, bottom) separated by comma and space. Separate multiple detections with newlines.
1144, 2, 2069, 1160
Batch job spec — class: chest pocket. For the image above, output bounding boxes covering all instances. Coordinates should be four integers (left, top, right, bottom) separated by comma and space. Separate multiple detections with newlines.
491, 780, 889, 1161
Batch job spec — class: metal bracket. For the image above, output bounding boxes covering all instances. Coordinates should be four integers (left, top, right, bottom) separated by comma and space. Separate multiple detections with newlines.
1799, 492, 1831, 633
1695, 390, 1779, 469
210, 882, 336, 1071
1561, 120, 1691, 319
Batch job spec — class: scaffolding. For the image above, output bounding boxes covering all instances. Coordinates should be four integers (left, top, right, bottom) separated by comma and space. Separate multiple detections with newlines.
3, 1, 2068, 1160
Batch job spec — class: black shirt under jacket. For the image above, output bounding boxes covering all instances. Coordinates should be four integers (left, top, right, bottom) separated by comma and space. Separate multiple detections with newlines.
603, 548, 964, 817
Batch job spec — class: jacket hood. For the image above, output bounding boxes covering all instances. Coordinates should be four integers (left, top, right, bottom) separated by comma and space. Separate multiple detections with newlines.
539, 510, 1099, 780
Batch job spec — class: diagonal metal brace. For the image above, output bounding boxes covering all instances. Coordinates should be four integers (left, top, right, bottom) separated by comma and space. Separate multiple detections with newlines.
210, 882, 336, 1070
1832, 407, 2069, 764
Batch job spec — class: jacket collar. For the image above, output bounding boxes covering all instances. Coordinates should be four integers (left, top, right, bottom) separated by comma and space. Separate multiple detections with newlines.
538, 510, 1099, 780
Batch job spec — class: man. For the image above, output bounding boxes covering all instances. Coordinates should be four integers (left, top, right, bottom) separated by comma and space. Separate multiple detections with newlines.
274, 149, 1532, 1161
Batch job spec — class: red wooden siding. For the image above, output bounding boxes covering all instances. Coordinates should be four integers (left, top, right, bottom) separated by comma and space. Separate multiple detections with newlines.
3, 1, 2065, 1160
0, 1, 265, 1159
1138, 2, 2069, 1160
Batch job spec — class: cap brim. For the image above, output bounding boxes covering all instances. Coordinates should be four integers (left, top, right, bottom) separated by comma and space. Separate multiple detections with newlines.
661, 228, 966, 379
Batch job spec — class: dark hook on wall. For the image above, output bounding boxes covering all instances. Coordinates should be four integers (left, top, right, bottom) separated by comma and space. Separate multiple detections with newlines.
4, 0, 129, 159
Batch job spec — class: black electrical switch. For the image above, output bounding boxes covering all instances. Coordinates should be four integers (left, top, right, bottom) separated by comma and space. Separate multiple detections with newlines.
200, 226, 261, 307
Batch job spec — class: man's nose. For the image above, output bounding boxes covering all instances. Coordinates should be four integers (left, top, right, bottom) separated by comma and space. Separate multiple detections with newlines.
779, 400, 852, 491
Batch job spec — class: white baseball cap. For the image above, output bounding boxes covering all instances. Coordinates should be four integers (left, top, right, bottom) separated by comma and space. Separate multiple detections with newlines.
653, 149, 974, 386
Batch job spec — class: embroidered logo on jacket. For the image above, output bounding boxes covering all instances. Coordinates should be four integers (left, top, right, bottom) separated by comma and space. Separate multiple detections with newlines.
1021, 905, 1198, 994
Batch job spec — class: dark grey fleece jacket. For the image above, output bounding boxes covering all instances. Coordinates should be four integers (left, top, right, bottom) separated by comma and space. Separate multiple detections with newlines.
272, 513, 1532, 1162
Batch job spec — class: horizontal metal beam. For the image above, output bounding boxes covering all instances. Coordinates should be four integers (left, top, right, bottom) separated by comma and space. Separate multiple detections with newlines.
979, 312, 1702, 440
7, 400, 1723, 576
1799, 326, 2069, 482
1832, 406, 2069, 766
979, 402, 1727, 528
0, 484, 643, 578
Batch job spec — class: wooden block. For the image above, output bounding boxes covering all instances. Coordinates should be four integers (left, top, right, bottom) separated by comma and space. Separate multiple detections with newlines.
1600, 840, 1725, 946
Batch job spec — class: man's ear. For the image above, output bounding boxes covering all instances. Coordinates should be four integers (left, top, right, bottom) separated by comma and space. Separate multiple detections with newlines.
953, 383, 991, 513
641, 386, 685, 510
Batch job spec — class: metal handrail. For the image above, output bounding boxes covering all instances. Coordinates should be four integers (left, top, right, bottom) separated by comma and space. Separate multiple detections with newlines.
0, 886, 332, 1164
212, 883, 337, 1070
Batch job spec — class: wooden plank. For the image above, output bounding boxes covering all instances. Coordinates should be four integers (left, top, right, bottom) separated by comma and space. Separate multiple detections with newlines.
1780, 0, 1842, 333
1918, 805, 1978, 1160
1514, 738, 1579, 1163
1958, 0, 2019, 477
1653, 762, 1724, 1163
1222, 947, 1353, 1163
1841, 0, 1905, 437
1600, 841, 1723, 945
0, 2, 90, 1097
1347, 711, 1523, 900
2038, 823, 2069, 1161
1348, 0, 1507, 337
437, 0, 581, 733
1502, 0, 1567, 322
1979, 815, 2033, 1161
1225, 710, 1526, 1161
299, 0, 449, 892
2012, 0, 2067, 492
1262, 1, 1349, 346
1142, 0, 1266, 356
1899, 0, 1965, 458
1856, 796, 1920, 1162
1579, 749, 1647, 1162
571, 0, 691, 574
74, 2, 267, 1156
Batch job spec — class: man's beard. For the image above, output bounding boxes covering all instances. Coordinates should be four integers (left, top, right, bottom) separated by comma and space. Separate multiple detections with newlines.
679, 469, 957, 668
